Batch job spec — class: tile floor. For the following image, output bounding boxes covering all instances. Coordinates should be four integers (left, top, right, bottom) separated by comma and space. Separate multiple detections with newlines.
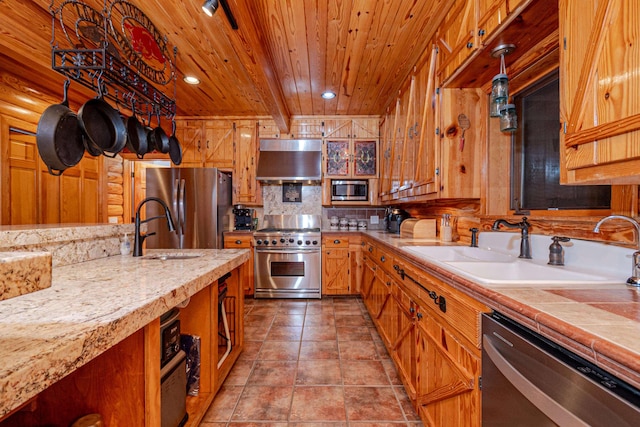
199, 296, 423, 426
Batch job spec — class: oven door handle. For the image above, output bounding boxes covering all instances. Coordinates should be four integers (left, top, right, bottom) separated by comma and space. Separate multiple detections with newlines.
255, 248, 319, 255
483, 333, 590, 427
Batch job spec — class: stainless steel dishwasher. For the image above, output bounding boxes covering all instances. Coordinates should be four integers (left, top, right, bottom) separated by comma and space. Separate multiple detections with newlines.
482, 312, 640, 426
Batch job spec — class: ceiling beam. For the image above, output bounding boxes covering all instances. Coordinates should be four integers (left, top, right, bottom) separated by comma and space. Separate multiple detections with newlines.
224, 0, 291, 134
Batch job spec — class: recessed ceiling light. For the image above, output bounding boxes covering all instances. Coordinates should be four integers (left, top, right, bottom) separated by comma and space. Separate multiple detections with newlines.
321, 91, 336, 100
183, 75, 200, 85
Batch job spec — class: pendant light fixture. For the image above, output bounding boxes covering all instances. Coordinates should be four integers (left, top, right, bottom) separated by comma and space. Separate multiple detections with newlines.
489, 44, 516, 132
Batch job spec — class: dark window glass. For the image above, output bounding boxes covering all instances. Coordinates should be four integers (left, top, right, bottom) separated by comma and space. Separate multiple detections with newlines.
511, 72, 610, 211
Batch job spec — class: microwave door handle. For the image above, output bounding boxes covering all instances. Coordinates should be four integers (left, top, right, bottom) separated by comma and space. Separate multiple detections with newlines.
482, 334, 590, 427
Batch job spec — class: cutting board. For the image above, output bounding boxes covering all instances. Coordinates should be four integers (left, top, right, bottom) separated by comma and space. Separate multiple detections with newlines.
400, 219, 436, 239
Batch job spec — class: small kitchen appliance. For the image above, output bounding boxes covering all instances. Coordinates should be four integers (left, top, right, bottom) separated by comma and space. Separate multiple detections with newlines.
386, 208, 410, 233
232, 205, 254, 230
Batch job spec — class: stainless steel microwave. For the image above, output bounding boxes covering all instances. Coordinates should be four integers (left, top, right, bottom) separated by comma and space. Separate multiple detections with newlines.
331, 180, 368, 201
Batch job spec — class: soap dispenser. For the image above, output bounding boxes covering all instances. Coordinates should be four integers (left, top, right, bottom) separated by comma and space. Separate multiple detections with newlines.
548, 236, 570, 266
120, 233, 131, 256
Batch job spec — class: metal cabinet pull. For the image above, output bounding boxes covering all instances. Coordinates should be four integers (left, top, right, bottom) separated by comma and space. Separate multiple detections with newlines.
380, 255, 386, 262
417, 312, 423, 320
235, 240, 242, 245
368, 246, 373, 253
393, 264, 447, 313
334, 239, 341, 244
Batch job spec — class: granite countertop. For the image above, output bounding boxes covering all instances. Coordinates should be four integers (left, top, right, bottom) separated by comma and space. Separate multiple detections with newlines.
364, 230, 640, 388
0, 248, 250, 419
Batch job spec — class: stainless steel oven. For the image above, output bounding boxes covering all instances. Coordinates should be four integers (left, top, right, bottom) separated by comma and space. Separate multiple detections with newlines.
254, 215, 321, 299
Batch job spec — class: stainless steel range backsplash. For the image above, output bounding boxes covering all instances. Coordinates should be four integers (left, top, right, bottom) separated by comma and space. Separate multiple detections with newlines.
261, 184, 322, 216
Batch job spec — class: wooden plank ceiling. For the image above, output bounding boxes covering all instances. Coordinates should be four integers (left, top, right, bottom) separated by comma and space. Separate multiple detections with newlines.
0, 0, 450, 132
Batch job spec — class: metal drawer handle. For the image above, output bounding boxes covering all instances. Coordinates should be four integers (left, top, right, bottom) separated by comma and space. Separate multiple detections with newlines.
368, 247, 373, 253
235, 240, 242, 245
393, 264, 447, 313
380, 256, 386, 262
416, 312, 423, 320
334, 239, 341, 244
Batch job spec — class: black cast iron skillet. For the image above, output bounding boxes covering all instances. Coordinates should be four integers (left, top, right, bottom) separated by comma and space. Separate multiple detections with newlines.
125, 104, 149, 159
168, 120, 182, 165
36, 80, 85, 176
78, 86, 127, 158
148, 111, 170, 154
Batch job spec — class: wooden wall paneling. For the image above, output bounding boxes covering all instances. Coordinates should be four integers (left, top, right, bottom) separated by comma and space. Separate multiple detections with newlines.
483, 115, 511, 215
107, 157, 127, 223
288, 117, 325, 139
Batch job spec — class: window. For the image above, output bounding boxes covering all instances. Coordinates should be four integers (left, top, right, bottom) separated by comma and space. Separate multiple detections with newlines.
510, 72, 610, 211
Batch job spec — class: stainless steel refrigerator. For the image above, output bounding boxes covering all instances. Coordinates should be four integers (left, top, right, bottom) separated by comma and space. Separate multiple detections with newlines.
144, 168, 231, 249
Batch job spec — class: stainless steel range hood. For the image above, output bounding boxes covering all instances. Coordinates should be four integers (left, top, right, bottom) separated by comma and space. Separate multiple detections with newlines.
256, 139, 322, 182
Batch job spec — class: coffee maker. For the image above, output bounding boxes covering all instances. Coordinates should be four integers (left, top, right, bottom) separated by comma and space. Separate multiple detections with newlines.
233, 205, 253, 230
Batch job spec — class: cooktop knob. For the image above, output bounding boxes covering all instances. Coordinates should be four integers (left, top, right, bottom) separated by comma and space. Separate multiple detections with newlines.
305, 240, 311, 245
289, 238, 294, 243
297, 240, 303, 245
256, 239, 262, 245
272, 240, 277, 245
280, 238, 285, 243
312, 240, 318, 245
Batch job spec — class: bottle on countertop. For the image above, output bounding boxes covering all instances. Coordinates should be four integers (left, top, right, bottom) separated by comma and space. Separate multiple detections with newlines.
120, 233, 131, 256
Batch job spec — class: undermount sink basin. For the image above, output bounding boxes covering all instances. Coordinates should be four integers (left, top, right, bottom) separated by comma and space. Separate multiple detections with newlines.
143, 253, 203, 260
404, 246, 515, 263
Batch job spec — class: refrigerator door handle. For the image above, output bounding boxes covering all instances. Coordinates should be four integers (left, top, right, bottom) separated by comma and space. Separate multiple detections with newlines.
173, 178, 180, 227
179, 178, 186, 248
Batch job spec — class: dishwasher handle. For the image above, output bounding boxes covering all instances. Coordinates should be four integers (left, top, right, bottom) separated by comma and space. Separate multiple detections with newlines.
483, 333, 590, 427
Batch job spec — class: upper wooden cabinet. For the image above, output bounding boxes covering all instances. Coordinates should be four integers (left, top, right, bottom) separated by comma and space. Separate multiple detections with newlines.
436, 0, 477, 82
174, 119, 234, 169
324, 139, 378, 178
560, 0, 640, 184
380, 44, 481, 204
258, 117, 324, 139
233, 120, 262, 206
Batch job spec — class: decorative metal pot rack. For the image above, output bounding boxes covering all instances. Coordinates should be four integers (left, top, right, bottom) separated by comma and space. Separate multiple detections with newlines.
48, 0, 177, 120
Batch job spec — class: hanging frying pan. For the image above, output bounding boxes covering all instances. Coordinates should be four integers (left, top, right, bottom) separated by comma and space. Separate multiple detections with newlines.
78, 84, 127, 158
36, 80, 85, 176
125, 101, 149, 159
168, 120, 182, 165
148, 110, 170, 154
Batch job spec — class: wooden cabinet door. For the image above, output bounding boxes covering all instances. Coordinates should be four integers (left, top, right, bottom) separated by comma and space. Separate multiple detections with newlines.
415, 308, 481, 427
325, 139, 350, 177
348, 236, 363, 295
436, 0, 476, 82
174, 119, 203, 167
390, 285, 418, 401
203, 120, 234, 169
353, 140, 377, 177
560, 0, 640, 184
233, 120, 262, 205
412, 45, 439, 197
323, 118, 352, 139
289, 118, 324, 139
378, 113, 394, 198
322, 247, 350, 295
2, 120, 39, 225
351, 118, 379, 139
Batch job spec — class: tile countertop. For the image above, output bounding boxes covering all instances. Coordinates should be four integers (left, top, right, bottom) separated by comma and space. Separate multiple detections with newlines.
0, 248, 250, 420
364, 230, 640, 389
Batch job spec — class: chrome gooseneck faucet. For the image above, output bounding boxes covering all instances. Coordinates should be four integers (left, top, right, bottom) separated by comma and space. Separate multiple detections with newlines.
593, 215, 640, 286
492, 216, 532, 259
133, 197, 176, 257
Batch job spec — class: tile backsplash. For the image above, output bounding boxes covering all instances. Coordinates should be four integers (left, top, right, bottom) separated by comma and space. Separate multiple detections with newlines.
323, 207, 387, 230
261, 184, 322, 216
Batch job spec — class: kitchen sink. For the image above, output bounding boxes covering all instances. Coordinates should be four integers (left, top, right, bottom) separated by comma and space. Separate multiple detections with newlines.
143, 253, 203, 260
444, 260, 620, 287
404, 246, 515, 263
403, 244, 624, 287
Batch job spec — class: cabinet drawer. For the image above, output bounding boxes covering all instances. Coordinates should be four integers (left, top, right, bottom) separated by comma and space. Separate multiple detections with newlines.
393, 259, 488, 349
224, 234, 252, 248
323, 236, 350, 248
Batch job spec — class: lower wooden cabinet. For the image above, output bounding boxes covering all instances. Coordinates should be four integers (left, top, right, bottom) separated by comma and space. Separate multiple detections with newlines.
322, 234, 362, 295
361, 237, 487, 426
223, 232, 254, 296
